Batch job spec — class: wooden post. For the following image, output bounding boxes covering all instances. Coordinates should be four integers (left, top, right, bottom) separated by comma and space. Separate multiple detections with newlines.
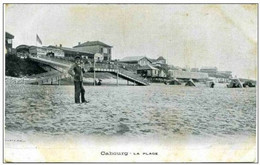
127, 80, 129, 86
93, 59, 96, 86
117, 63, 119, 86
58, 77, 60, 86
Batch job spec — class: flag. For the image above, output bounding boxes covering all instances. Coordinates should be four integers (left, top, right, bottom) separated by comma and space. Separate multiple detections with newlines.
36, 34, 42, 45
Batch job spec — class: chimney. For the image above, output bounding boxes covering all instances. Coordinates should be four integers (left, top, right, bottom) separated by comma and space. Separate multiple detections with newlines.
78, 42, 81, 45
60, 44, 62, 48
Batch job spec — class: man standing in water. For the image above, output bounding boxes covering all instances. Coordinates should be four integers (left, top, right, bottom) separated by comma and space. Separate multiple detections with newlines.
68, 56, 88, 104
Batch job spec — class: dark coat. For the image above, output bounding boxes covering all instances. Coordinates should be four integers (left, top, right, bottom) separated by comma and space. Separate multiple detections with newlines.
68, 64, 85, 81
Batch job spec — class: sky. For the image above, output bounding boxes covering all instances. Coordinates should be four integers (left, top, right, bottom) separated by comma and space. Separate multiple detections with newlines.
5, 4, 257, 79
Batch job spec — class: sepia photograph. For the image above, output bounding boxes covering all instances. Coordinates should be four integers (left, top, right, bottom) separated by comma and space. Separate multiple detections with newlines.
3, 3, 257, 162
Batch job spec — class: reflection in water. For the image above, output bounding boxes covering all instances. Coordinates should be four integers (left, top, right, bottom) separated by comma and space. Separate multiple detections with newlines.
5, 84, 256, 138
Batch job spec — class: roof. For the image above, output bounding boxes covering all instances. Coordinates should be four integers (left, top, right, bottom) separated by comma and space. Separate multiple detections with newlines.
157, 56, 166, 60
148, 58, 157, 62
73, 41, 112, 48
200, 66, 218, 70
137, 64, 159, 70
6, 32, 14, 39
218, 71, 232, 74
48, 46, 94, 55
16, 45, 30, 49
120, 56, 152, 62
30, 45, 47, 49
60, 47, 94, 55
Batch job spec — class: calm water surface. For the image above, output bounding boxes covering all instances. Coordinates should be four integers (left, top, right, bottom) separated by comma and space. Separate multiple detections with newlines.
5, 83, 256, 138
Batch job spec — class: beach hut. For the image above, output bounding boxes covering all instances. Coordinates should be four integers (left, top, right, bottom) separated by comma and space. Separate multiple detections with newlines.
243, 80, 256, 88
227, 78, 243, 88
137, 64, 159, 77
185, 79, 195, 86
206, 80, 215, 88
167, 78, 181, 85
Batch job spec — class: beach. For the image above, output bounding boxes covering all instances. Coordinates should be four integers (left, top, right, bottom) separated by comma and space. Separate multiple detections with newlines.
5, 83, 256, 137
4, 83, 256, 162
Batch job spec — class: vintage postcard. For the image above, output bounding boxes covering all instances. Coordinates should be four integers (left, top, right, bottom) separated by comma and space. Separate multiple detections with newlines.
3, 3, 257, 162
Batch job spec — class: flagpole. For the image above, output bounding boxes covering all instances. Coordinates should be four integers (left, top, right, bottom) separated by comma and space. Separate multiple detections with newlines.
36, 34, 37, 58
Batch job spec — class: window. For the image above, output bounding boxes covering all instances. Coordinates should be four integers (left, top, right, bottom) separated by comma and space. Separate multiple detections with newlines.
103, 48, 108, 53
100, 48, 103, 53
108, 49, 111, 54
7, 39, 12, 44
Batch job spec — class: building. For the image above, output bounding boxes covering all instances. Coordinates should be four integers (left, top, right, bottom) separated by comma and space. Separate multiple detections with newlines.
200, 67, 232, 82
168, 70, 209, 79
214, 71, 233, 83
218, 71, 232, 78
5, 32, 14, 54
191, 68, 199, 72
155, 56, 166, 64
16, 44, 96, 61
94, 53, 104, 62
16, 45, 30, 59
16, 45, 65, 59
158, 69, 167, 78
200, 67, 218, 74
73, 41, 112, 61
119, 56, 152, 66
200, 66, 218, 77
137, 64, 160, 77
29, 46, 65, 58
149, 56, 167, 66
48, 46, 94, 61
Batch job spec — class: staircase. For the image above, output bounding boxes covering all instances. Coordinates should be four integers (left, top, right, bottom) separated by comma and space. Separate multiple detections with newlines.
90, 63, 149, 86
28, 55, 149, 86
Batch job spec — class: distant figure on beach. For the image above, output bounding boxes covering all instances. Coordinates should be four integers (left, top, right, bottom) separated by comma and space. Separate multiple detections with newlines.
97, 79, 102, 85
95, 79, 102, 86
68, 56, 88, 104
210, 82, 215, 88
